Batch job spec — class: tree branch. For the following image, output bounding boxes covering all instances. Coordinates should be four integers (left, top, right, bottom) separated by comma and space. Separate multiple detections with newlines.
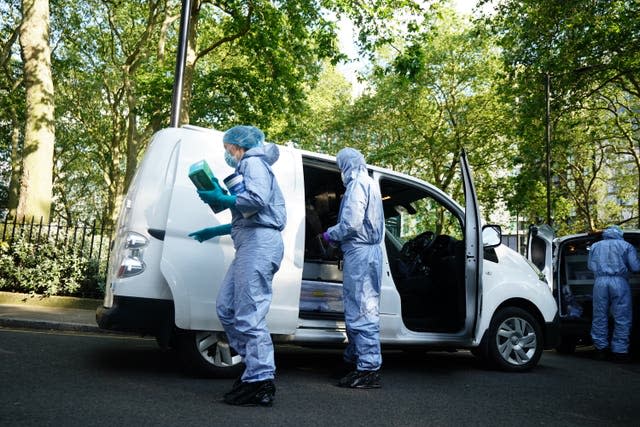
196, 1, 253, 60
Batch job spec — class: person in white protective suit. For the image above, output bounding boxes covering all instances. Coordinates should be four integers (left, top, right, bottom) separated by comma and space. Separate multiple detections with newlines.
588, 225, 640, 363
321, 147, 385, 389
189, 125, 286, 405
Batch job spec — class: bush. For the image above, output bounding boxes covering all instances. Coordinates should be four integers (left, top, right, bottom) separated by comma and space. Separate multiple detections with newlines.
0, 232, 106, 299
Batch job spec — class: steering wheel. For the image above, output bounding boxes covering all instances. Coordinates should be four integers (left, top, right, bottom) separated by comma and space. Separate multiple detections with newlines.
422, 234, 454, 264
400, 230, 435, 258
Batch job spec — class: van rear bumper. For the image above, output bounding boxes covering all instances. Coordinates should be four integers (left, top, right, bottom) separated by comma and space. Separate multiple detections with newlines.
96, 295, 173, 339
543, 312, 561, 349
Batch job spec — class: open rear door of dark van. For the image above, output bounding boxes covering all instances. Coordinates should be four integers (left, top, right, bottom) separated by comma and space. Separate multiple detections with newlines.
527, 224, 555, 290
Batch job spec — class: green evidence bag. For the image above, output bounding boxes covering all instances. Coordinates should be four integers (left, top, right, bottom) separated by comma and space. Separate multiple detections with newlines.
188, 160, 228, 213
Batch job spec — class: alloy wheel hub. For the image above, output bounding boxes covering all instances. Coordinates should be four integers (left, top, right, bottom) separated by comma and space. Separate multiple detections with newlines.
496, 317, 537, 365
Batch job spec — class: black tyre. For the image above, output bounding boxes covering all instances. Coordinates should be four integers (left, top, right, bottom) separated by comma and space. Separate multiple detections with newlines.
176, 330, 244, 378
486, 307, 543, 372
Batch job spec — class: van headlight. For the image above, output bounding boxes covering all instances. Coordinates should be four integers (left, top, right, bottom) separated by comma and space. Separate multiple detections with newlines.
116, 231, 148, 278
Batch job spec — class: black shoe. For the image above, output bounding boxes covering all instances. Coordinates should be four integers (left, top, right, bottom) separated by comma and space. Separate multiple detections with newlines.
337, 370, 381, 389
331, 361, 357, 379
223, 377, 244, 400
593, 348, 609, 361
611, 352, 631, 364
223, 380, 275, 406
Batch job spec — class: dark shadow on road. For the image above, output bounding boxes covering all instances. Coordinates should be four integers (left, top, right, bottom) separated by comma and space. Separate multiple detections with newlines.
87, 339, 183, 377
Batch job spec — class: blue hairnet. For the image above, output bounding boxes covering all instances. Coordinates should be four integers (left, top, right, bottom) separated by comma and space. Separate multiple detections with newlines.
223, 125, 265, 149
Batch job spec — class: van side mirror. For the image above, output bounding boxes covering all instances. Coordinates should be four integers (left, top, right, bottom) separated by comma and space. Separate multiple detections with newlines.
482, 224, 502, 248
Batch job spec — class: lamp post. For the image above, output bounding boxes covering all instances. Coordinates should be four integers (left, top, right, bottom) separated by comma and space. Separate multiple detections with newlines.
170, 0, 192, 127
545, 72, 552, 226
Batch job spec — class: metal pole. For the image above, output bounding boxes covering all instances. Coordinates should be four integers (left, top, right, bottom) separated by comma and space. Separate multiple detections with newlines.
169, 0, 192, 127
545, 73, 552, 226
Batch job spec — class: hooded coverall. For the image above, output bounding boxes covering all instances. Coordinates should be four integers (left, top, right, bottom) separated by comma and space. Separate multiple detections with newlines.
588, 226, 640, 354
216, 142, 286, 382
326, 148, 385, 371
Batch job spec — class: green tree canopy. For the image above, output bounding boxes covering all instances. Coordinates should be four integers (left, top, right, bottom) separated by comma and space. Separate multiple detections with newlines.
486, 0, 640, 230
19, 0, 425, 224
294, 5, 515, 223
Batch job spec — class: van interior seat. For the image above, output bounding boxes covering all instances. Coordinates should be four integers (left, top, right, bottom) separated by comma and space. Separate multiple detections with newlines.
390, 233, 466, 333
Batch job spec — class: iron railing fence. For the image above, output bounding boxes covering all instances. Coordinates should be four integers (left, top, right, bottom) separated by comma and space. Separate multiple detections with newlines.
0, 216, 114, 298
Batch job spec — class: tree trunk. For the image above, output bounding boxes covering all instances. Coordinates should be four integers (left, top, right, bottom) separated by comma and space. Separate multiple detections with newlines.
106, 119, 123, 230
17, 0, 55, 222
7, 109, 21, 219
634, 153, 640, 230
123, 76, 139, 195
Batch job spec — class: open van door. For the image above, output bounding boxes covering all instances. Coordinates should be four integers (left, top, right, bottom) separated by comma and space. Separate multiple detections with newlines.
159, 127, 305, 334
460, 150, 483, 333
527, 224, 554, 290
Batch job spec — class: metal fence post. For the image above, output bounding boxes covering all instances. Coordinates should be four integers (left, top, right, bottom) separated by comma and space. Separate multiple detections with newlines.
10, 216, 18, 243
27, 217, 35, 241
2, 215, 8, 241
88, 218, 97, 259
37, 216, 43, 242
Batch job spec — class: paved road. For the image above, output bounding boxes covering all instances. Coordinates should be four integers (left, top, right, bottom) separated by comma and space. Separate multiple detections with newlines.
0, 327, 639, 427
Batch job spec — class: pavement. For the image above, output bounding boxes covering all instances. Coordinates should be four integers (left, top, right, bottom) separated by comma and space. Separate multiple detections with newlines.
0, 291, 104, 334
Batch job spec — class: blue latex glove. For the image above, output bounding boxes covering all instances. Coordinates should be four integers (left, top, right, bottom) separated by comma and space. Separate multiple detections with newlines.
193, 176, 229, 212
210, 176, 225, 192
197, 185, 224, 205
198, 189, 237, 209
216, 194, 237, 208
188, 224, 232, 242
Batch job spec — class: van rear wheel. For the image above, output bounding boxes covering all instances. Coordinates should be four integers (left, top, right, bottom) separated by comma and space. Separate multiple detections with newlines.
176, 330, 244, 378
486, 307, 543, 372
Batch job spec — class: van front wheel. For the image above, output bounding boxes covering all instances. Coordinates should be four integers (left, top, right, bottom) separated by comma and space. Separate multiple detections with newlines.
487, 307, 543, 372
176, 330, 244, 378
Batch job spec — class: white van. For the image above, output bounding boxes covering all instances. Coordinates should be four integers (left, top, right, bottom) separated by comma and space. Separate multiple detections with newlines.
97, 125, 559, 375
